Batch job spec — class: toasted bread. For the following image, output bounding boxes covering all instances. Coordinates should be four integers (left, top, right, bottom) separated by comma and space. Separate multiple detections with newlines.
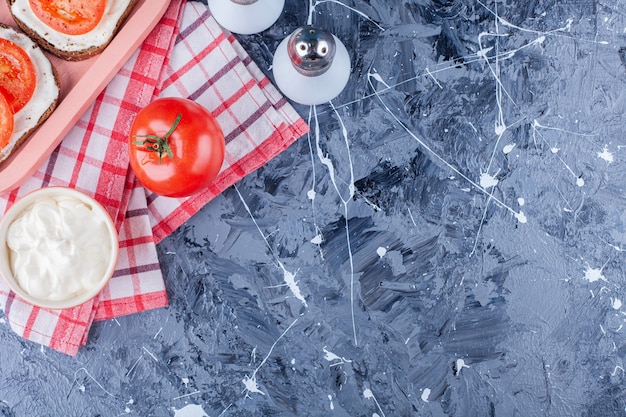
0, 23, 60, 164
7, 0, 139, 61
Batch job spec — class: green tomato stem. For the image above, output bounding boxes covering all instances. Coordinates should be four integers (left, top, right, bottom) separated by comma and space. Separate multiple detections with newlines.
133, 113, 182, 164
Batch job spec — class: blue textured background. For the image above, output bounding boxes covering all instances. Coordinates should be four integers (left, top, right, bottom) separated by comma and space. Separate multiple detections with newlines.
3, 1, 626, 416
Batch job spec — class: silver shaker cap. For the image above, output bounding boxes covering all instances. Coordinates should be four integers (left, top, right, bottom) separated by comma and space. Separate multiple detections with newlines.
287, 26, 336, 76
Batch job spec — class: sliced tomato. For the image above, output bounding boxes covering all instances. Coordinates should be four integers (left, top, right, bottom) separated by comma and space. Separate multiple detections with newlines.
28, 0, 106, 35
0, 93, 14, 150
0, 38, 37, 114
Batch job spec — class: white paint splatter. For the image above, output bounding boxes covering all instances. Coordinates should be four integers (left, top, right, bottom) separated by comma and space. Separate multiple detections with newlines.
532, 120, 594, 187
517, 197, 525, 206
407, 207, 417, 226
328, 394, 334, 410
455, 359, 470, 376
584, 265, 607, 283
503, 143, 516, 154
173, 404, 208, 417
311, 234, 323, 245
364, 388, 386, 417
367, 72, 524, 224
598, 145, 614, 163
124, 400, 133, 413
307, 189, 316, 200
73, 368, 115, 397
368, 71, 391, 88
479, 172, 499, 189
142, 346, 159, 362
323, 346, 352, 366
515, 211, 527, 223
242, 375, 266, 397
421, 388, 431, 402
311, 103, 358, 344
242, 319, 298, 397
234, 185, 307, 306
282, 268, 308, 306
612, 298, 622, 310
426, 67, 443, 88
476, 45, 494, 58
611, 365, 624, 376
308, 0, 385, 31
377, 247, 387, 258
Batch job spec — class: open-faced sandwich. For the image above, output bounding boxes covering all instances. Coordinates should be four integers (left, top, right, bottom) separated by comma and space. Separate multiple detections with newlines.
0, 23, 59, 164
8, 0, 139, 61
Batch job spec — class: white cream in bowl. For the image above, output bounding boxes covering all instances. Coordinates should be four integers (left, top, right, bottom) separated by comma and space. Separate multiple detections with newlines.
0, 187, 118, 309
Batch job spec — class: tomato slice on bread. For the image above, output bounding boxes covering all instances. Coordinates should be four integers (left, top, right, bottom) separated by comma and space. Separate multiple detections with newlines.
28, 0, 106, 36
0, 38, 37, 114
0, 93, 14, 150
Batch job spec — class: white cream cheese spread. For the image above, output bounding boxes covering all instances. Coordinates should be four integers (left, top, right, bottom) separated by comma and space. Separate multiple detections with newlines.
6, 196, 112, 301
10, 0, 133, 52
0, 26, 59, 163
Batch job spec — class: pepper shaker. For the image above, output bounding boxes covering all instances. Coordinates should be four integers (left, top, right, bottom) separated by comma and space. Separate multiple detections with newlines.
272, 26, 351, 106
207, 0, 285, 35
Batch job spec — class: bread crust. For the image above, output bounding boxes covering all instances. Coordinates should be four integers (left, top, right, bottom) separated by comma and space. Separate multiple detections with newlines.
7, 0, 139, 61
0, 23, 60, 165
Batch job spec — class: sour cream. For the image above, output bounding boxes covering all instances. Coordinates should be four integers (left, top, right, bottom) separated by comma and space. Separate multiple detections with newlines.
6, 196, 112, 302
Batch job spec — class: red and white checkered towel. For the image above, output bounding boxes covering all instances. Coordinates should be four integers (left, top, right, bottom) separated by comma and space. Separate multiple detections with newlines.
0, 0, 309, 356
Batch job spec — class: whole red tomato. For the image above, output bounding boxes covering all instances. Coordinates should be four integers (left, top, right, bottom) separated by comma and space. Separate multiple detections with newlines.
129, 97, 225, 197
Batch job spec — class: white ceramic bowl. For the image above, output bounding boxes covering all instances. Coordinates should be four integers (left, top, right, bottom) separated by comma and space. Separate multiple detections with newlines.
0, 187, 119, 310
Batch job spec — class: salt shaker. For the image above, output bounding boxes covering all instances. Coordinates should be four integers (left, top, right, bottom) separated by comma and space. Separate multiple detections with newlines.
272, 26, 351, 106
207, 0, 285, 35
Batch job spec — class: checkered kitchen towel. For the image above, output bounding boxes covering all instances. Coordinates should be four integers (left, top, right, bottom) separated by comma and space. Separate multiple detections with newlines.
0, 0, 309, 356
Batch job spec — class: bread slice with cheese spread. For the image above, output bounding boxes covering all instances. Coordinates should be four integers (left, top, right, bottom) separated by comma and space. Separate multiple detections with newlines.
0, 23, 59, 164
7, 0, 139, 61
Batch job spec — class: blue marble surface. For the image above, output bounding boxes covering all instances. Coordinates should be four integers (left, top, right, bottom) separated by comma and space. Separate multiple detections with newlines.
3, 0, 626, 416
